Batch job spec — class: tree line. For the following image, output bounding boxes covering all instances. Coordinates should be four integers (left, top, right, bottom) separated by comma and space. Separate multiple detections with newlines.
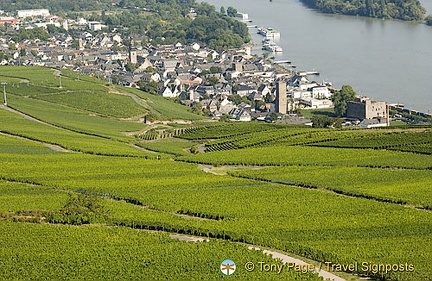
300, 0, 426, 21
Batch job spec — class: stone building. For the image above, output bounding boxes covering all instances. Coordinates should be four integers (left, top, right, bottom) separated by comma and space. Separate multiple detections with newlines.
276, 80, 287, 114
347, 97, 389, 126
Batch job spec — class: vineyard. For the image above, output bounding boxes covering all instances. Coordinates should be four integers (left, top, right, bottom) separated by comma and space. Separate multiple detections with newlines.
229, 166, 432, 209
0, 221, 323, 280
179, 145, 432, 169
0, 66, 431, 280
311, 130, 432, 154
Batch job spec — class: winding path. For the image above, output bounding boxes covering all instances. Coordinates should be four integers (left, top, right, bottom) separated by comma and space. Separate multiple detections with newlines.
169, 234, 346, 281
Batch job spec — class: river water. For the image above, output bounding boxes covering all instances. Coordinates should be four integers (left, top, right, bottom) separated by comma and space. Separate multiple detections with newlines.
200, 0, 432, 113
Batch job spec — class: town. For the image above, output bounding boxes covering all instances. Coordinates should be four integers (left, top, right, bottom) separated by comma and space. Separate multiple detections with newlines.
1, 8, 430, 126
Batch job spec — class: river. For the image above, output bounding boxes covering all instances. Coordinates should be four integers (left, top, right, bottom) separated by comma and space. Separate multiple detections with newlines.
200, 0, 432, 113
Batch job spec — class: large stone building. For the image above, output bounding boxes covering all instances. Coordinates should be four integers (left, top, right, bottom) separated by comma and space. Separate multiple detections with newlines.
347, 97, 389, 126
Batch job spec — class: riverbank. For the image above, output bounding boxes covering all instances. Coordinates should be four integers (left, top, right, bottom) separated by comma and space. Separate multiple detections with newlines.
199, 0, 432, 113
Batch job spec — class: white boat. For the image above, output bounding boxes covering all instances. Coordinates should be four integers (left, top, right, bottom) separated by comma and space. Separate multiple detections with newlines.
257, 27, 281, 39
263, 42, 283, 52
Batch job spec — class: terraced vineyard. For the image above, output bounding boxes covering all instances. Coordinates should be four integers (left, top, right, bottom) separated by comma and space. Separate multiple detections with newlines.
204, 128, 322, 151
0, 66, 431, 280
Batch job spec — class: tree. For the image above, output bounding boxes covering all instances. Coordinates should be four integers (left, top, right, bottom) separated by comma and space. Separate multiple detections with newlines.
19, 48, 26, 57
126, 62, 138, 73
206, 76, 219, 86
269, 112, 278, 122
138, 80, 159, 95
220, 6, 226, 15
228, 94, 243, 105
255, 100, 266, 110
312, 115, 342, 128
210, 66, 222, 73
111, 75, 120, 85
426, 14, 432, 26
332, 85, 356, 117
227, 6, 237, 17
54, 193, 108, 225
265, 93, 274, 103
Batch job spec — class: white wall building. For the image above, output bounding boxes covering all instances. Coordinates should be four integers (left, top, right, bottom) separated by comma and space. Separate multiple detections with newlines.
88, 21, 106, 31
17, 9, 50, 18
310, 86, 332, 99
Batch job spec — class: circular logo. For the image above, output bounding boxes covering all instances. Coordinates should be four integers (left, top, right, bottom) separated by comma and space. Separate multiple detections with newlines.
220, 259, 236, 276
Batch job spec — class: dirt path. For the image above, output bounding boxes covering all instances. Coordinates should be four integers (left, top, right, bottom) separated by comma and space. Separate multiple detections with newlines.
0, 105, 57, 128
249, 246, 345, 281
128, 143, 158, 154
198, 164, 266, 176
169, 234, 209, 242
169, 234, 346, 281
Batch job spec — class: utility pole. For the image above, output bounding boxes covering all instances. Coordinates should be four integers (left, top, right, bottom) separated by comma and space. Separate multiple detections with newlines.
59, 75, 62, 88
1, 82, 7, 106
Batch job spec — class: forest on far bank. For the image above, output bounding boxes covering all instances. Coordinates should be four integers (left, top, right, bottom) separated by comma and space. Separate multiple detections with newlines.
300, 0, 426, 21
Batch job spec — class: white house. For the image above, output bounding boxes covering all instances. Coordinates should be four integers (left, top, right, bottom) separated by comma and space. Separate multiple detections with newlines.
158, 86, 179, 98
112, 34, 122, 44
88, 21, 106, 31
300, 98, 333, 109
310, 86, 331, 99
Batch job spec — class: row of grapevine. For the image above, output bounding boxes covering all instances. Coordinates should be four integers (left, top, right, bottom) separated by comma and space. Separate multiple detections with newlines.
312, 131, 432, 154
204, 128, 321, 152
178, 122, 285, 140
179, 145, 432, 169
1, 221, 323, 280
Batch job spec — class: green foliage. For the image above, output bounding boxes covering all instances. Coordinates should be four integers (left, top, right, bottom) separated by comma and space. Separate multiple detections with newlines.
300, 0, 426, 20
186, 15, 249, 51
178, 122, 281, 140
210, 66, 223, 74
0, 180, 68, 213
332, 85, 356, 117
0, 221, 322, 280
11, 27, 50, 42
49, 193, 108, 225
230, 166, 432, 208
206, 76, 219, 86
8, 95, 146, 141
228, 94, 250, 105
0, 52, 10, 60
180, 144, 432, 169
227, 6, 238, 17
137, 80, 159, 95
35, 91, 147, 118
0, 109, 155, 157
426, 14, 432, 25
312, 115, 342, 128
125, 62, 138, 73
137, 138, 195, 156
264, 93, 274, 103
0, 0, 112, 13
120, 86, 206, 120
